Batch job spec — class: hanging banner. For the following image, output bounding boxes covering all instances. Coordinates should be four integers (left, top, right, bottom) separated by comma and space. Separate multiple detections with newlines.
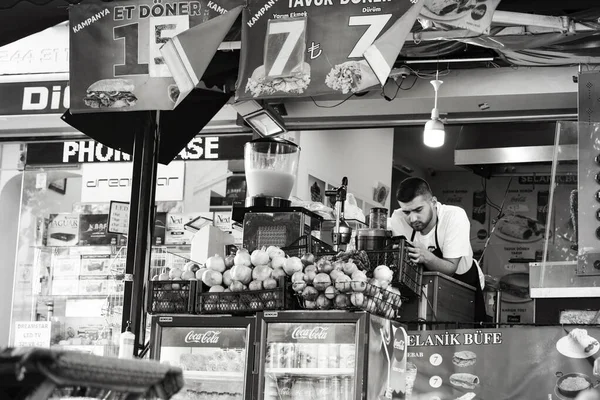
407, 326, 600, 400
236, 0, 419, 100
420, 0, 502, 34
69, 0, 244, 113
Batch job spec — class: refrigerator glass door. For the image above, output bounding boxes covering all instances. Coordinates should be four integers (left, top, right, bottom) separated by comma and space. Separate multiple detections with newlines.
158, 327, 248, 400
263, 322, 358, 400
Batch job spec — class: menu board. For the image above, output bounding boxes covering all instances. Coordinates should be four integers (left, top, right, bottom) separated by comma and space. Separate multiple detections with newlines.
407, 326, 600, 400
236, 0, 418, 100
69, 0, 244, 113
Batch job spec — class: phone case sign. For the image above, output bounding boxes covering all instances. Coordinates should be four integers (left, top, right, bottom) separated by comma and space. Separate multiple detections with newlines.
236, 0, 417, 100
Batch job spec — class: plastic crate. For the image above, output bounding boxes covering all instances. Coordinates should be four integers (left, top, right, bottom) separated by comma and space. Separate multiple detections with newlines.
281, 234, 334, 258
295, 281, 405, 320
147, 280, 197, 314
365, 247, 423, 298
195, 277, 295, 315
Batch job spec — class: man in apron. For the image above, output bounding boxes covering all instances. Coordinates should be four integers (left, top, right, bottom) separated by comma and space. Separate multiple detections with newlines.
390, 177, 488, 322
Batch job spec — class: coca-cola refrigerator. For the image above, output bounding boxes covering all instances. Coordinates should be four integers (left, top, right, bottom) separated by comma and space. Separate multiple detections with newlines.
150, 315, 256, 400
256, 311, 409, 400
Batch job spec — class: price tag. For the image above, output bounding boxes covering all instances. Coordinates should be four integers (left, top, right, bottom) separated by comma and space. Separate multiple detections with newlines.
108, 201, 130, 234
264, 17, 307, 78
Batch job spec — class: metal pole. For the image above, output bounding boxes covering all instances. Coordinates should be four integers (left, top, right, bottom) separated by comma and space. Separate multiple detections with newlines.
121, 111, 160, 356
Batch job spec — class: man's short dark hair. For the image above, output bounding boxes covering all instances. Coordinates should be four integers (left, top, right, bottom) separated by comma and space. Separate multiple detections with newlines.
397, 177, 433, 203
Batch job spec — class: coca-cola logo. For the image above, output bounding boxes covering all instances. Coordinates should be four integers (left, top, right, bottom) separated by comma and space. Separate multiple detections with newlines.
473, 205, 486, 214
291, 327, 328, 340
184, 330, 221, 344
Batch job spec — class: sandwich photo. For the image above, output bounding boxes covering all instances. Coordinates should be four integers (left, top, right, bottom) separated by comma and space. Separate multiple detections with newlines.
449, 373, 480, 390
83, 78, 138, 109
452, 350, 477, 367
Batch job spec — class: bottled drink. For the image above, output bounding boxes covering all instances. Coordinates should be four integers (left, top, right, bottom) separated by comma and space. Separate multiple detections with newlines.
328, 344, 340, 368
281, 343, 295, 369
472, 190, 486, 224
291, 377, 315, 400
277, 376, 293, 400
339, 344, 355, 369
340, 377, 352, 400
317, 344, 329, 368
315, 377, 330, 400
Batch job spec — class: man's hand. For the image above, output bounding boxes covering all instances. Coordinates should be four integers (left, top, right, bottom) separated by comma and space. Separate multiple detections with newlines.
408, 243, 432, 265
408, 243, 460, 276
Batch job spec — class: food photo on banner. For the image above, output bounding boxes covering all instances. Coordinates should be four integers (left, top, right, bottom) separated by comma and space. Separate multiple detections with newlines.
68, 0, 244, 113
419, 0, 502, 34
406, 326, 600, 400
236, 0, 423, 100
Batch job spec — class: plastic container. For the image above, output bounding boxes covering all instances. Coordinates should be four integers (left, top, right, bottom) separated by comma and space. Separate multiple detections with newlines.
356, 229, 390, 251
369, 208, 388, 229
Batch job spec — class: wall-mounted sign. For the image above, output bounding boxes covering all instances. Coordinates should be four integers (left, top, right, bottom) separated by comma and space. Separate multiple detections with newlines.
236, 0, 417, 100
0, 22, 69, 75
69, 0, 244, 113
13, 321, 51, 348
26, 135, 251, 165
81, 161, 185, 203
0, 80, 69, 115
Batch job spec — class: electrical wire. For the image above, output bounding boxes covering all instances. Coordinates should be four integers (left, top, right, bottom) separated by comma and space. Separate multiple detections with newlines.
477, 177, 514, 265
399, 74, 418, 90
310, 94, 354, 108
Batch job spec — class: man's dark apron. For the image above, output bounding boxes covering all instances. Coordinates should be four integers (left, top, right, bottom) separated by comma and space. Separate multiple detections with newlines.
411, 222, 488, 323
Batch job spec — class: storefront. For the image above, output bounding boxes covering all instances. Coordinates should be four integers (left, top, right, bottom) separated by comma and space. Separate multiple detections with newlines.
3, 1, 600, 399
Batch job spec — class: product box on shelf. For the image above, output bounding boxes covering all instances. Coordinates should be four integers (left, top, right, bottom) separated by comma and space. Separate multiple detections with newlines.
154, 212, 167, 245
47, 214, 80, 247
80, 254, 111, 276
78, 276, 110, 296
51, 255, 81, 277
52, 276, 80, 296
79, 214, 119, 246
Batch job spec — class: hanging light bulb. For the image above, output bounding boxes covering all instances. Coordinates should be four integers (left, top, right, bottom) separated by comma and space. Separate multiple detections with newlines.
424, 71, 445, 148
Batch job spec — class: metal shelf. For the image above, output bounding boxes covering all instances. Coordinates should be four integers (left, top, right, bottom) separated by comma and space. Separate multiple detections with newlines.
265, 368, 354, 376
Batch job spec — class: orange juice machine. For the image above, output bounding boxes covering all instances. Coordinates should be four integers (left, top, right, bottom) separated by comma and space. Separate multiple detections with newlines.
233, 137, 323, 252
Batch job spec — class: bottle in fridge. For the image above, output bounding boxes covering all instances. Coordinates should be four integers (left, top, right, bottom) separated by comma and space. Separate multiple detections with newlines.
150, 315, 256, 400
255, 310, 408, 400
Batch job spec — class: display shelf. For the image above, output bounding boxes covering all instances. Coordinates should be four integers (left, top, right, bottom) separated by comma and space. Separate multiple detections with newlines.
264, 368, 354, 376
183, 371, 244, 382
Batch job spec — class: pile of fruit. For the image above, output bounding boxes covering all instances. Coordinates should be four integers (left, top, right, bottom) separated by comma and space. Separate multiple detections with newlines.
290, 250, 403, 319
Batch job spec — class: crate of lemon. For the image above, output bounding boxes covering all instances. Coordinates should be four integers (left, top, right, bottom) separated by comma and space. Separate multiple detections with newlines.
292, 255, 404, 320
